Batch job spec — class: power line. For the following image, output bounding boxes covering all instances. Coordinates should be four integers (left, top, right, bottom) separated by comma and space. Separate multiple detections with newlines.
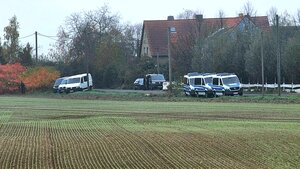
19, 33, 35, 39
37, 32, 58, 38
40, 35, 58, 41
20, 31, 73, 41
38, 32, 73, 40
37, 32, 58, 41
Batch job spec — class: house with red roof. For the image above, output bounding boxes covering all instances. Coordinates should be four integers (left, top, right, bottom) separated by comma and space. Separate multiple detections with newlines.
139, 14, 269, 65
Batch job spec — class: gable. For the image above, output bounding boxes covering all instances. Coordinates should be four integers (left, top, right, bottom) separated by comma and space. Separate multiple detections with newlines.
236, 17, 258, 33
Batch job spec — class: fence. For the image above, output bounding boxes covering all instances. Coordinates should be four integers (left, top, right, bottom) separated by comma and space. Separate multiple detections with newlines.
242, 83, 300, 93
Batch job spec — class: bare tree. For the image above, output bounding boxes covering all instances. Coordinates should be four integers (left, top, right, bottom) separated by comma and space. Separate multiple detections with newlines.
242, 1, 257, 16
267, 8, 294, 26
267, 7, 278, 26
132, 23, 142, 57
217, 9, 225, 28
86, 5, 120, 37
177, 9, 202, 19
49, 26, 70, 63
297, 9, 300, 25
280, 10, 294, 26
218, 9, 225, 18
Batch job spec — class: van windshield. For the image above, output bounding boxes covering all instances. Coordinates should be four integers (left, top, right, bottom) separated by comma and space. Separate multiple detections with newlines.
61, 79, 68, 84
69, 78, 80, 84
204, 77, 212, 84
54, 78, 64, 86
222, 76, 240, 84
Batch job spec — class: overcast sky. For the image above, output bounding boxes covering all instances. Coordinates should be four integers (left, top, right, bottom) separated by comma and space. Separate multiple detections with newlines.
1, 0, 299, 55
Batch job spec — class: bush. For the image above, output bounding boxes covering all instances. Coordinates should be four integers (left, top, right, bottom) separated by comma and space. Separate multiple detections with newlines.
22, 67, 60, 92
0, 63, 26, 94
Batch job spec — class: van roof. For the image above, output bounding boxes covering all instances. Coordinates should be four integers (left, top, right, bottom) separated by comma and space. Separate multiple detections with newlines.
185, 72, 213, 77
216, 73, 236, 76
146, 73, 164, 76
68, 73, 91, 79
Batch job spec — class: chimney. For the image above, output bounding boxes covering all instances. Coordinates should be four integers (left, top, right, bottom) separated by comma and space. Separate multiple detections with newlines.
239, 13, 244, 17
167, 16, 174, 21
195, 14, 203, 21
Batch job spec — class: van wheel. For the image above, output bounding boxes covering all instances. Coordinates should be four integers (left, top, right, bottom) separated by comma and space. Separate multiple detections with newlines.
190, 90, 196, 97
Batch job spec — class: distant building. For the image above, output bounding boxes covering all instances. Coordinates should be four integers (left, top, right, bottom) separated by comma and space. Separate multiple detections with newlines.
139, 14, 269, 64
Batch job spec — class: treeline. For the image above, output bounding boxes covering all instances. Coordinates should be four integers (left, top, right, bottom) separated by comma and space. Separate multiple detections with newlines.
48, 5, 155, 88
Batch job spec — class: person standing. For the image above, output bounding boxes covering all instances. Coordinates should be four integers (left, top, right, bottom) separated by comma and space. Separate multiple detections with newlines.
20, 81, 26, 94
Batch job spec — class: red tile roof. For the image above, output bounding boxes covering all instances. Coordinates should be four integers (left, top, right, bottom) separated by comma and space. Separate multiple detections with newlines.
142, 15, 269, 56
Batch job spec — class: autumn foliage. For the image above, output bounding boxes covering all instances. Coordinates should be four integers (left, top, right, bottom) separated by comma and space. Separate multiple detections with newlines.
22, 67, 60, 91
0, 63, 60, 94
0, 63, 26, 94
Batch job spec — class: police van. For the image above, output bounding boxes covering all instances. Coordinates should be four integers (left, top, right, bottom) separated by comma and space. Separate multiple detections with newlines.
211, 73, 243, 96
183, 73, 225, 97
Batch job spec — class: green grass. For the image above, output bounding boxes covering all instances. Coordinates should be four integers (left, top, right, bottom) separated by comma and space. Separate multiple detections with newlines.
23, 89, 300, 104
0, 96, 299, 168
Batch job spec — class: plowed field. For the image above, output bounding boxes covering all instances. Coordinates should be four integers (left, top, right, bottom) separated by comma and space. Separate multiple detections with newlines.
0, 96, 299, 168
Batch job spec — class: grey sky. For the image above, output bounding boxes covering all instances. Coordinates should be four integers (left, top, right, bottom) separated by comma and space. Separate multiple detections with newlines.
1, 0, 299, 55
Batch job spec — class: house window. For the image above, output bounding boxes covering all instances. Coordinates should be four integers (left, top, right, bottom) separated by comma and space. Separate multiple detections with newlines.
143, 47, 149, 55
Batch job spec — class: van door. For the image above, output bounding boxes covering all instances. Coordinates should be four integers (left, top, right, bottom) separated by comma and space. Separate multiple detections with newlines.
80, 76, 88, 89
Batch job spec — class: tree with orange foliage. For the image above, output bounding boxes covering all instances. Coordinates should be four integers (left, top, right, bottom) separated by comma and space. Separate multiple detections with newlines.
22, 67, 60, 91
0, 63, 26, 94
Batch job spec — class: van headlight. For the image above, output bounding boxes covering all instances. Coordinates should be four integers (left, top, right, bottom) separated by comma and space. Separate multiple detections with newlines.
224, 86, 230, 90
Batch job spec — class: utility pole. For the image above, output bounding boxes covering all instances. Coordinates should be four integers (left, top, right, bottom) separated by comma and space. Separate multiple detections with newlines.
261, 31, 264, 96
167, 26, 177, 93
85, 39, 90, 90
156, 50, 160, 74
276, 14, 281, 96
86, 52, 90, 90
168, 28, 172, 93
35, 31, 38, 62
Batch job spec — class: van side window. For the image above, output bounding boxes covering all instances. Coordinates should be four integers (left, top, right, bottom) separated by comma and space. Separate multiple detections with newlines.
81, 77, 84, 83
84, 76, 88, 82
213, 78, 219, 85
195, 78, 201, 85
